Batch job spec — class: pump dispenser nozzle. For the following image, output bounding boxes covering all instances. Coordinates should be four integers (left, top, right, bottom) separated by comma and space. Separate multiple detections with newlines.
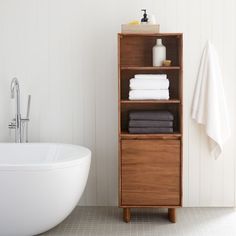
141, 9, 148, 23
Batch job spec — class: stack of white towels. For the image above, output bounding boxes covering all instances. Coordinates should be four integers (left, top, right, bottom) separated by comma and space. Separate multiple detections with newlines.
129, 74, 170, 100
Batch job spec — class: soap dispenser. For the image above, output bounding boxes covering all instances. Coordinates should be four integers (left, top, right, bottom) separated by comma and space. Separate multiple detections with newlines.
141, 9, 148, 24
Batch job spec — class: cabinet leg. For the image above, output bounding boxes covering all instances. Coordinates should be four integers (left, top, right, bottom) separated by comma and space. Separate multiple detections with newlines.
123, 208, 131, 223
168, 208, 176, 223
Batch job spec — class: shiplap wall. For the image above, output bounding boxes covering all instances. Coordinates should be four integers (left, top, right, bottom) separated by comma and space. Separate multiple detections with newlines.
0, 0, 236, 206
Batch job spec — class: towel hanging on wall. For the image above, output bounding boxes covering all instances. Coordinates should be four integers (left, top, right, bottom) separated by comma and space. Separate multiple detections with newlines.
191, 41, 230, 159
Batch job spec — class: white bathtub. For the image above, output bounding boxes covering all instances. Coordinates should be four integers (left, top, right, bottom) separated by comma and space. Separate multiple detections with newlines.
0, 143, 91, 236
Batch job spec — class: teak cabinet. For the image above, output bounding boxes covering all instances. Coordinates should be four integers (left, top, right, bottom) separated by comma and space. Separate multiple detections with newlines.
118, 33, 183, 223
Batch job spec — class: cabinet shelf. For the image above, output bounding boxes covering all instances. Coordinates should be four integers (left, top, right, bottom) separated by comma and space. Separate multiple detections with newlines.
120, 131, 182, 140
121, 66, 181, 71
121, 99, 181, 104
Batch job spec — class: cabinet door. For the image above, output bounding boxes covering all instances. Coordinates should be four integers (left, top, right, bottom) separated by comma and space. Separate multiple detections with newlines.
121, 139, 181, 206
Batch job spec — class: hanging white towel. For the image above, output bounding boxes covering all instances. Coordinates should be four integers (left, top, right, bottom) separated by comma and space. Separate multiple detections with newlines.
191, 41, 230, 159
129, 90, 169, 100
130, 78, 169, 90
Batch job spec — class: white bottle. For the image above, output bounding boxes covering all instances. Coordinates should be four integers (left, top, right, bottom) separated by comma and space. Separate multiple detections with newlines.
152, 39, 166, 66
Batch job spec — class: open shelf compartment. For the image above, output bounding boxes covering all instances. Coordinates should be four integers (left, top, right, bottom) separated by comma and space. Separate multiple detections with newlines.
121, 69, 180, 100
120, 34, 182, 67
120, 103, 181, 134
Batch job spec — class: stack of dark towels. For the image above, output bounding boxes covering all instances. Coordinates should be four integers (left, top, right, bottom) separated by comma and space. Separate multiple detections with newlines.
128, 110, 174, 134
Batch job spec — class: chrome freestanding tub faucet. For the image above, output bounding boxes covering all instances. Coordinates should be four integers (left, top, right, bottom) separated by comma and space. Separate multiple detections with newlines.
8, 78, 31, 143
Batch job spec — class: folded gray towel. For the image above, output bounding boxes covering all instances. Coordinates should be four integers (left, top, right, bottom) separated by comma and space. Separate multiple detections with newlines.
129, 111, 174, 121
129, 120, 173, 128
128, 127, 174, 134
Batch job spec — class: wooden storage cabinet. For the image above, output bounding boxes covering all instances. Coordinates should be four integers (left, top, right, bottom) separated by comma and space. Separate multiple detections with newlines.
118, 33, 183, 223
121, 140, 181, 206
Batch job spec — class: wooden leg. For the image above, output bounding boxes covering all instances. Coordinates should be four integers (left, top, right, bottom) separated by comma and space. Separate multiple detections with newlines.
123, 208, 131, 223
168, 208, 176, 223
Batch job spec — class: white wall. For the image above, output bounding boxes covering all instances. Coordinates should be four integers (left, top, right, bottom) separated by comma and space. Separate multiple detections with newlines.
0, 0, 236, 207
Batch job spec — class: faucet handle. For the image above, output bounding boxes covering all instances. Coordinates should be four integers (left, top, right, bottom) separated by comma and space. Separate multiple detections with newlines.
21, 118, 29, 122
8, 121, 16, 129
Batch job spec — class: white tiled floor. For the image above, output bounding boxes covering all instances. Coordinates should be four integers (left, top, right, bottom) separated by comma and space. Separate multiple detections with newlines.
41, 207, 236, 236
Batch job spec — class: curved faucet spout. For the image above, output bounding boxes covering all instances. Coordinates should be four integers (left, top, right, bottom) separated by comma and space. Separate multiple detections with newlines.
11, 77, 20, 97
10, 77, 20, 116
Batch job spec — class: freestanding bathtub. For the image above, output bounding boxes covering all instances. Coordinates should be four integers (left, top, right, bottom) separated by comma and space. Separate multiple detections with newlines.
0, 143, 91, 236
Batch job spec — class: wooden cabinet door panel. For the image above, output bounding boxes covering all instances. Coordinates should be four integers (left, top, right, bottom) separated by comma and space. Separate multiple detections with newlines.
121, 140, 181, 206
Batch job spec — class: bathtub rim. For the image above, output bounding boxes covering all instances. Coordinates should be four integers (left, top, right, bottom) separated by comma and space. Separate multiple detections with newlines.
0, 143, 91, 171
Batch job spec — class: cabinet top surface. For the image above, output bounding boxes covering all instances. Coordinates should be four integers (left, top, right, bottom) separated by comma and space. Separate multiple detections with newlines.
118, 33, 183, 37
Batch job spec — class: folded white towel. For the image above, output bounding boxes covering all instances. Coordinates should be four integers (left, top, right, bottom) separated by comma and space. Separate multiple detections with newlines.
134, 74, 167, 80
130, 78, 169, 90
129, 90, 169, 100
192, 41, 230, 159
